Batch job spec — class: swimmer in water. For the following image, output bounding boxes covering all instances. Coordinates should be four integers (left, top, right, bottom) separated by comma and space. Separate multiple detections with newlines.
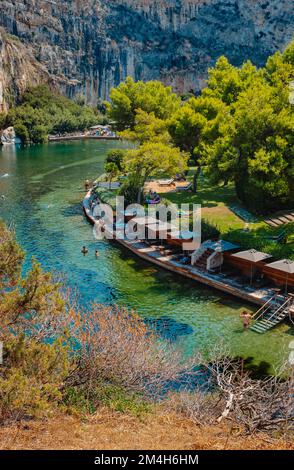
81, 246, 88, 255
240, 311, 252, 330
95, 250, 99, 258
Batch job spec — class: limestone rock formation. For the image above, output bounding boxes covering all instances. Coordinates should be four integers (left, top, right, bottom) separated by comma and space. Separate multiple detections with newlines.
1, 125, 21, 144
0, 1, 293, 108
0, 27, 75, 112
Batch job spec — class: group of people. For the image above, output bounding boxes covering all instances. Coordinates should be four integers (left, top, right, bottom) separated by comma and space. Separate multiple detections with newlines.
81, 246, 99, 258
146, 190, 161, 204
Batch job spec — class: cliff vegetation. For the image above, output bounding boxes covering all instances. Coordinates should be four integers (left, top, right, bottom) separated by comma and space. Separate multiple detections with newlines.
0, 86, 102, 143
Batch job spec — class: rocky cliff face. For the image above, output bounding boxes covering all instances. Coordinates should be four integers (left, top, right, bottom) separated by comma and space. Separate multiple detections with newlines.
0, 27, 73, 112
0, 0, 293, 109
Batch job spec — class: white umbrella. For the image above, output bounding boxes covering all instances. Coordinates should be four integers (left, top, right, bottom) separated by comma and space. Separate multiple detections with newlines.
232, 249, 272, 285
265, 259, 294, 294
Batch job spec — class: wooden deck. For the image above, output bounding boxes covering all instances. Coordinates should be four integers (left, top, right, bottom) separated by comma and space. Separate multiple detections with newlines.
48, 135, 119, 142
83, 191, 286, 308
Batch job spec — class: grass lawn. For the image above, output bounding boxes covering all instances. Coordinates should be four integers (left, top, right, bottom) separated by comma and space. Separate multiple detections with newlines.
162, 177, 245, 232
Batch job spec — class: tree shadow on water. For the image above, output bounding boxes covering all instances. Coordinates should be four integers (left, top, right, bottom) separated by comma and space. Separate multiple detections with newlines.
235, 355, 273, 379
145, 316, 194, 342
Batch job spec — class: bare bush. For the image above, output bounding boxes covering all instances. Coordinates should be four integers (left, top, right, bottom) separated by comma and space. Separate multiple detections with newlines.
167, 390, 223, 426
67, 305, 201, 398
206, 355, 294, 434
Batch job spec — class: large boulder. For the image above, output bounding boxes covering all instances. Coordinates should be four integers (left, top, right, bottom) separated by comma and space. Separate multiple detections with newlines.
1, 126, 21, 145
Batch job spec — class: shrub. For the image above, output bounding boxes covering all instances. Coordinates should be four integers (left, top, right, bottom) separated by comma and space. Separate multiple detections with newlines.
30, 124, 48, 144
106, 149, 126, 172
67, 305, 198, 398
119, 173, 143, 205
0, 336, 70, 422
0, 112, 7, 130
201, 219, 220, 241
97, 384, 152, 418
14, 122, 29, 144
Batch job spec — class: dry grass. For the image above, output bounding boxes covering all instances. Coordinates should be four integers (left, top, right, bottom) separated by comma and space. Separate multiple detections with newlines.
0, 409, 293, 450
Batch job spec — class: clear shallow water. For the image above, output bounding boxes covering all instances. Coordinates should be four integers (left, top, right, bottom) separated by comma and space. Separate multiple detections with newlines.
0, 141, 292, 370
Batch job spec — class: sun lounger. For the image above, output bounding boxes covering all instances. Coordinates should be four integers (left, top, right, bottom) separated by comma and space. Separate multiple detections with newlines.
229, 205, 258, 222
176, 182, 192, 191
158, 179, 174, 186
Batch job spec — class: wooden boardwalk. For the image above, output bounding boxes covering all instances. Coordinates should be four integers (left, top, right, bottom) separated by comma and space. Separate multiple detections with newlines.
83, 191, 288, 310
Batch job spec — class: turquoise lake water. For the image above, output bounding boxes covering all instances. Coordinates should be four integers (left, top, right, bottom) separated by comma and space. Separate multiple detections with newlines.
0, 140, 292, 370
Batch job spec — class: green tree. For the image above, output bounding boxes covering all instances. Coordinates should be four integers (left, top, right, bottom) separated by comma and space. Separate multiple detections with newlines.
0, 112, 7, 130
168, 96, 226, 192
5, 85, 100, 143
120, 109, 170, 144
0, 220, 24, 289
204, 56, 259, 106
266, 41, 294, 84
124, 142, 188, 202
168, 103, 206, 192
30, 124, 49, 144
106, 149, 126, 172
203, 80, 294, 212
200, 41, 294, 212
119, 173, 142, 207
107, 77, 181, 131
105, 162, 119, 188
0, 221, 72, 420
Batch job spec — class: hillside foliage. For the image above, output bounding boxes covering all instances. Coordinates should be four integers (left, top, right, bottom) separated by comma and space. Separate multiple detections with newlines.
107, 41, 294, 213
0, 86, 100, 144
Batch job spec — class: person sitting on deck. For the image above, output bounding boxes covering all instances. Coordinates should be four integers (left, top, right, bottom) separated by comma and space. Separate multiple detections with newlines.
240, 311, 252, 330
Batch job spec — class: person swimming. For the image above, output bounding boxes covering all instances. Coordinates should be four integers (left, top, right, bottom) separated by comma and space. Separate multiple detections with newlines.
81, 246, 88, 255
95, 250, 99, 258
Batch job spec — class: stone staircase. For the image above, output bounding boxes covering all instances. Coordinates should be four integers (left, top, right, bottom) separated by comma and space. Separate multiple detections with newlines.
193, 248, 214, 271
250, 296, 293, 334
